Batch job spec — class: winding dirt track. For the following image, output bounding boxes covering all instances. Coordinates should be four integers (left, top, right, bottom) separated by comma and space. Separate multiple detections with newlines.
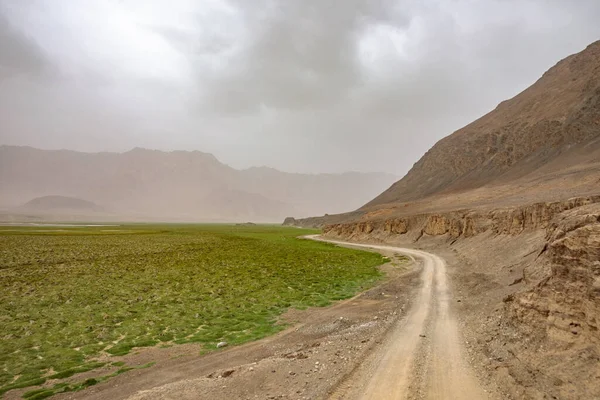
310, 236, 488, 400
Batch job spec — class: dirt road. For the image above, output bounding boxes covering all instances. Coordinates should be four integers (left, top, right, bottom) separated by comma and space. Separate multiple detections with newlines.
309, 236, 489, 399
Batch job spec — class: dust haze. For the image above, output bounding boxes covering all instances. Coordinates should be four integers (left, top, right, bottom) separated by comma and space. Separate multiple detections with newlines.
1, 1, 600, 222
1, 0, 600, 176
2, 2, 600, 398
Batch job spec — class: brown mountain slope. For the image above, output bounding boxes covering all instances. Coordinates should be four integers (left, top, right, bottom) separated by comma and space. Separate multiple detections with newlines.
365, 40, 600, 209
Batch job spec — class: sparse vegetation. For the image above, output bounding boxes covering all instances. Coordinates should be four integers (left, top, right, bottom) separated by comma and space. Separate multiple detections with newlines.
20, 362, 155, 400
0, 224, 385, 397
392, 254, 411, 270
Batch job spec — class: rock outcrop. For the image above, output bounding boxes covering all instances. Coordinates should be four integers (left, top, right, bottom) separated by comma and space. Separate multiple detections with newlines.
485, 203, 600, 399
323, 196, 600, 241
282, 217, 297, 226
510, 204, 600, 343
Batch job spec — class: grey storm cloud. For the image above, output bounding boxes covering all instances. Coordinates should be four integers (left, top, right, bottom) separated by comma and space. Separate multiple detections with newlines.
0, 9, 52, 79
1, 0, 600, 175
196, 0, 401, 113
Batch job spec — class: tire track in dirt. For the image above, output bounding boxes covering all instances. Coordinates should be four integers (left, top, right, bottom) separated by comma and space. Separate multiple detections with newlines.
309, 236, 488, 399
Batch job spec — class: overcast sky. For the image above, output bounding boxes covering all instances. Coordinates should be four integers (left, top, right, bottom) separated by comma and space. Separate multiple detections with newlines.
0, 1, 599, 175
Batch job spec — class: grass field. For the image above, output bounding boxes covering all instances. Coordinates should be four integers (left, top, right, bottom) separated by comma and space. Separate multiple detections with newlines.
0, 224, 385, 398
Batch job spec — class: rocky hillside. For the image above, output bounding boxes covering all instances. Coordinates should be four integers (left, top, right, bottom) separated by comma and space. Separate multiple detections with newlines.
313, 41, 600, 398
366, 40, 600, 208
323, 196, 600, 242
498, 203, 600, 398
0, 146, 396, 222
284, 41, 600, 229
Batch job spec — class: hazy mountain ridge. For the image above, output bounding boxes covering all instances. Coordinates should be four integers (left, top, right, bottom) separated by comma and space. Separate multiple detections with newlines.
22, 195, 104, 212
0, 145, 397, 222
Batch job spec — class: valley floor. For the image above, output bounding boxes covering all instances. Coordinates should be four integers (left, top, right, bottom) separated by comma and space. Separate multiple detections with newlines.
53, 238, 503, 400
8, 213, 596, 399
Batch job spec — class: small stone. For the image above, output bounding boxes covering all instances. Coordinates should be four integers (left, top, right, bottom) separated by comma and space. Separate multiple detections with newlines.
217, 341, 228, 348
221, 369, 235, 378
553, 377, 564, 386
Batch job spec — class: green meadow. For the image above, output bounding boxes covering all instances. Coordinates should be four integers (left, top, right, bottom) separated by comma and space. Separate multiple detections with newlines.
0, 224, 385, 397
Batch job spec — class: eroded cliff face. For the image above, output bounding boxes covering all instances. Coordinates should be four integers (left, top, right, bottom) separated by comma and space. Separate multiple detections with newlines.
489, 204, 600, 399
323, 196, 600, 241
509, 204, 600, 348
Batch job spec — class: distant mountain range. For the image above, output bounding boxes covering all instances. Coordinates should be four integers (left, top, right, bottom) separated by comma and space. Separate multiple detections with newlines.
0, 146, 397, 222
